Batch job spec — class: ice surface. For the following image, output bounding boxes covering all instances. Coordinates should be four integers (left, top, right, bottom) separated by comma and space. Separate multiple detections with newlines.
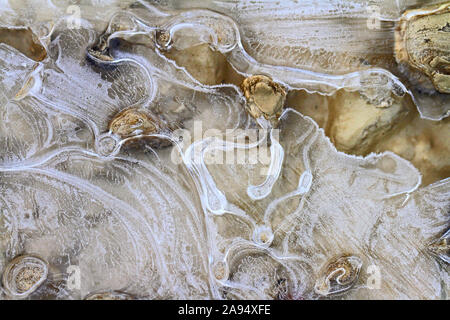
0, 1, 448, 299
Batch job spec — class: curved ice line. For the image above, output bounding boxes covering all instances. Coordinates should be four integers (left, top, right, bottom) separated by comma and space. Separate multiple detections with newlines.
247, 129, 285, 200
183, 138, 228, 214
0, 147, 98, 172
22, 167, 170, 286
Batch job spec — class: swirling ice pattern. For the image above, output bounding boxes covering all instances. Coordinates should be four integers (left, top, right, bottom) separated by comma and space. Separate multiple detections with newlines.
0, 4, 448, 299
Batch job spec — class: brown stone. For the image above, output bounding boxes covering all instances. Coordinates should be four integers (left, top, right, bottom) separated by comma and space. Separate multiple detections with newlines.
395, 2, 450, 93
241, 75, 286, 120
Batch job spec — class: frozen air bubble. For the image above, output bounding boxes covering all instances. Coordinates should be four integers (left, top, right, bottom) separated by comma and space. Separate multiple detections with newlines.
253, 226, 274, 248
96, 133, 121, 157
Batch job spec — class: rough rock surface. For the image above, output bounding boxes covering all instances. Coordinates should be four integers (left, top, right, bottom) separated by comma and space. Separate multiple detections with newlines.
395, 2, 450, 94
